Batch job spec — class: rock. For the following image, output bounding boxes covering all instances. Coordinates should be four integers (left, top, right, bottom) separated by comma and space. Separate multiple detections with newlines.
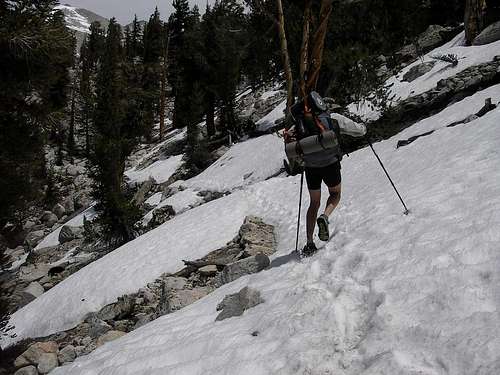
52, 203, 66, 219
66, 164, 85, 177
417, 25, 447, 51
23, 220, 36, 231
198, 265, 218, 277
58, 225, 83, 244
74, 192, 91, 210
58, 345, 77, 364
149, 205, 176, 229
15, 341, 59, 368
97, 295, 134, 321
132, 178, 155, 206
215, 254, 270, 287
113, 320, 132, 332
40, 211, 58, 227
37, 352, 58, 374
96, 330, 126, 347
1, 222, 26, 248
24, 281, 44, 298
239, 216, 276, 256
402, 61, 436, 82
163, 277, 187, 291
134, 313, 153, 329
85, 313, 112, 338
14, 366, 38, 375
19, 264, 51, 282
74, 346, 86, 357
62, 197, 75, 214
168, 287, 212, 311
138, 288, 156, 304
25, 230, 45, 248
216, 287, 264, 321
473, 21, 500, 46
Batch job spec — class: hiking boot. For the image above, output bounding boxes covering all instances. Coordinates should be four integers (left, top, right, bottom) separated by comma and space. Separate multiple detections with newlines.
302, 242, 318, 257
317, 214, 330, 242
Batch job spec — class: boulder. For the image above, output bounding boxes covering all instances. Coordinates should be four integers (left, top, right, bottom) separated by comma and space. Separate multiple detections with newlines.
23, 220, 37, 231
24, 230, 45, 248
216, 287, 264, 321
85, 313, 112, 338
15, 341, 59, 369
37, 352, 58, 374
58, 345, 77, 364
97, 295, 134, 321
14, 366, 38, 375
163, 277, 188, 291
52, 203, 66, 219
215, 254, 270, 287
24, 281, 44, 298
19, 263, 51, 282
62, 197, 75, 214
40, 211, 58, 227
198, 265, 218, 277
169, 287, 213, 311
239, 216, 276, 256
149, 205, 176, 229
58, 225, 83, 244
473, 21, 500, 46
96, 330, 126, 347
403, 61, 436, 83
417, 25, 447, 51
134, 313, 153, 329
66, 164, 86, 177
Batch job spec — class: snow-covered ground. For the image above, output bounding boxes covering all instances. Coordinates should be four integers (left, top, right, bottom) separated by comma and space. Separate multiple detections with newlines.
348, 31, 500, 121
142, 189, 205, 225
3, 77, 500, 374
125, 154, 184, 184
54, 5, 91, 34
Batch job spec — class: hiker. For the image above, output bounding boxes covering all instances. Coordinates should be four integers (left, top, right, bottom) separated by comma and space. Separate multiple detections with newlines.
284, 92, 367, 256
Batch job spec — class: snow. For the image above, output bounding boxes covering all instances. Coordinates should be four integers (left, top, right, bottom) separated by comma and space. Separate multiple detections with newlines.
184, 134, 285, 192
255, 99, 287, 132
54, 5, 91, 34
125, 154, 184, 185
5, 85, 500, 374
261, 90, 281, 100
34, 206, 97, 251
144, 192, 163, 207
348, 31, 500, 121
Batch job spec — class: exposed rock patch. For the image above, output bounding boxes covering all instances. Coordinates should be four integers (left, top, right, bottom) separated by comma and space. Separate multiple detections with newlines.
216, 287, 264, 321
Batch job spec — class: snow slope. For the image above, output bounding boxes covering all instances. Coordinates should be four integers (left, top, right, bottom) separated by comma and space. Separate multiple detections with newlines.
349, 31, 500, 121
125, 154, 183, 184
48, 95, 500, 374
4, 84, 500, 374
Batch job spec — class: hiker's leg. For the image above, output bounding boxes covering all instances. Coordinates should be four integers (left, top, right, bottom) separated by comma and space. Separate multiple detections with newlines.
307, 190, 321, 243
324, 183, 341, 217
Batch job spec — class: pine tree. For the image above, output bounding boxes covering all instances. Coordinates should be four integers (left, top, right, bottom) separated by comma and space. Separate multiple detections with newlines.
91, 18, 141, 246
465, 0, 487, 45
0, 0, 74, 225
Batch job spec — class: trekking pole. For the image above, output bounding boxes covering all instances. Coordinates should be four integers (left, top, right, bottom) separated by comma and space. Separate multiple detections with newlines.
295, 172, 305, 252
367, 139, 410, 215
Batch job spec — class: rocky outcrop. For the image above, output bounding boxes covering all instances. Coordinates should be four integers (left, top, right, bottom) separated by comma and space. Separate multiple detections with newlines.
148, 205, 176, 229
473, 21, 500, 46
58, 225, 83, 244
215, 254, 270, 287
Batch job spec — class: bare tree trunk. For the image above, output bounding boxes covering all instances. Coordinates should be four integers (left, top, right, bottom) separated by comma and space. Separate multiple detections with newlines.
159, 33, 171, 140
206, 92, 216, 137
306, 0, 333, 93
299, 0, 312, 100
465, 0, 487, 45
276, 0, 294, 114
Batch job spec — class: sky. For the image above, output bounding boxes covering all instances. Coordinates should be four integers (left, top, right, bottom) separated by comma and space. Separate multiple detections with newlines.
62, 0, 213, 25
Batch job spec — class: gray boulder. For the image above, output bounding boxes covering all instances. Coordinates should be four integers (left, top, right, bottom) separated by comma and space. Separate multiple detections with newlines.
97, 295, 134, 321
37, 352, 58, 374
403, 61, 436, 82
215, 254, 270, 287
149, 205, 176, 229
216, 287, 264, 321
19, 263, 51, 282
63, 197, 75, 214
85, 313, 112, 338
24, 282, 44, 298
40, 211, 58, 227
199, 265, 218, 277
25, 230, 45, 248
58, 225, 83, 244
473, 21, 500, 46
58, 345, 77, 364
14, 366, 38, 375
132, 178, 155, 206
14, 341, 59, 369
52, 203, 66, 219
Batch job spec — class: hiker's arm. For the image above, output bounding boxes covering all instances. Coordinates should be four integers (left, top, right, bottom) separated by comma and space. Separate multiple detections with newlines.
331, 113, 366, 137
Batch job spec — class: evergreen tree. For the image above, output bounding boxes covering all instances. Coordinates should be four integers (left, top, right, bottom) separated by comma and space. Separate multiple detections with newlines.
91, 18, 141, 246
0, 0, 74, 225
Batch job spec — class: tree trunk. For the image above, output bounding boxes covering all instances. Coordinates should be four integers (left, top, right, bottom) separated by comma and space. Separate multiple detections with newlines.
68, 88, 76, 157
465, 0, 486, 45
299, 0, 312, 100
306, 0, 333, 93
276, 0, 294, 114
159, 70, 166, 140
